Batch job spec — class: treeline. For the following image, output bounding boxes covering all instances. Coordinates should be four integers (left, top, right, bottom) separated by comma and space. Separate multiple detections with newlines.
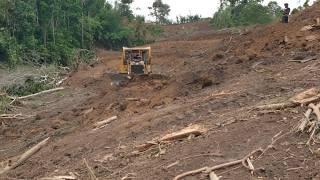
0, 0, 160, 67
212, 0, 283, 29
176, 15, 202, 24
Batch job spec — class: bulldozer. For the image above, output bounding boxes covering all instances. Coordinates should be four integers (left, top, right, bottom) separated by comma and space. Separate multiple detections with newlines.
119, 47, 152, 75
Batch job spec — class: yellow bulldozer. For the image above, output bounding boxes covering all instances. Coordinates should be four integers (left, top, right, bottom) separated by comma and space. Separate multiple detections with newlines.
119, 47, 152, 75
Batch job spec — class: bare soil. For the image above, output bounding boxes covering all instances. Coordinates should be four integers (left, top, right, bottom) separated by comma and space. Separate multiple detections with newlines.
1, 3, 320, 180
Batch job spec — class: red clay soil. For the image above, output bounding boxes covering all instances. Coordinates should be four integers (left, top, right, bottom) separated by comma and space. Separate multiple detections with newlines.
1, 2, 320, 180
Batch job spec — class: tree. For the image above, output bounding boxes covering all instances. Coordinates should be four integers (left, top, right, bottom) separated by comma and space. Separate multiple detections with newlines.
0, 0, 154, 67
176, 15, 201, 24
149, 0, 170, 24
267, 1, 282, 18
303, 0, 310, 8
115, 0, 134, 19
212, 0, 281, 29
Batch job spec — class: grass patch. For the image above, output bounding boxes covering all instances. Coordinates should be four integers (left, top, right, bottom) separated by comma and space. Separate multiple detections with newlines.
0, 94, 11, 113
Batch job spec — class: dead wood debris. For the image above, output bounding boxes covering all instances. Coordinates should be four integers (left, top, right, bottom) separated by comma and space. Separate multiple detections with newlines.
125, 98, 149, 102
290, 88, 320, 105
256, 88, 320, 110
1, 87, 65, 108
18, 87, 65, 100
135, 124, 207, 152
209, 171, 220, 180
93, 116, 118, 130
295, 102, 320, 146
164, 153, 224, 169
173, 130, 292, 180
40, 175, 77, 180
173, 149, 263, 180
288, 57, 317, 63
55, 77, 68, 86
83, 158, 97, 180
255, 102, 298, 110
121, 173, 137, 180
0, 113, 34, 120
0, 137, 50, 175
300, 19, 320, 31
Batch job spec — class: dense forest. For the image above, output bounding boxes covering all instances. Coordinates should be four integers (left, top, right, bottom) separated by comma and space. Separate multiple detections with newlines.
0, 0, 164, 67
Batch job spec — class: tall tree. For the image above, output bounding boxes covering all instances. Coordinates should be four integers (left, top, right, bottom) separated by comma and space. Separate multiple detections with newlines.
115, 0, 134, 19
149, 0, 170, 24
0, 0, 154, 66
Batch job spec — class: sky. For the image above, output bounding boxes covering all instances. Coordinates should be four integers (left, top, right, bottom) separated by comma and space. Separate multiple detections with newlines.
107, 0, 317, 21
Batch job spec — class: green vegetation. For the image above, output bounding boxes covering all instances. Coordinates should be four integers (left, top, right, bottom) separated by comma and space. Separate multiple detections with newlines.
1, 65, 63, 96
212, 0, 282, 29
291, 0, 311, 14
176, 15, 202, 24
149, 0, 171, 24
0, 95, 10, 113
0, 0, 161, 67
4, 77, 53, 97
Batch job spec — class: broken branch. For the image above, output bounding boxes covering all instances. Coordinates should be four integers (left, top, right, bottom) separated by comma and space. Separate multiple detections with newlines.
160, 125, 205, 142
209, 171, 220, 180
83, 158, 97, 180
0, 114, 34, 120
0, 137, 50, 175
93, 116, 118, 130
18, 87, 65, 100
173, 149, 262, 180
136, 125, 207, 152
256, 102, 298, 110
296, 108, 312, 132
288, 57, 317, 63
308, 103, 320, 122
40, 175, 77, 180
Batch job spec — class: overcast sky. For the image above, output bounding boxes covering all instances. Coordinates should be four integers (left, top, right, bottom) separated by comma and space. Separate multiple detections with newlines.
108, 0, 317, 21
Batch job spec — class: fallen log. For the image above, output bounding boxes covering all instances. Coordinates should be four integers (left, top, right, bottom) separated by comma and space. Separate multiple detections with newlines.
40, 175, 76, 180
159, 124, 205, 142
0, 114, 34, 120
125, 98, 141, 101
257, 88, 320, 110
136, 125, 207, 152
0, 137, 50, 175
18, 87, 65, 100
255, 102, 298, 110
93, 116, 117, 129
173, 149, 262, 180
56, 77, 68, 86
136, 141, 158, 152
290, 88, 320, 105
288, 57, 317, 63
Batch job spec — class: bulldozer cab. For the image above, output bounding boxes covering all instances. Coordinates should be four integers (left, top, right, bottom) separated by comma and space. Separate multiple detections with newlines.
120, 47, 152, 75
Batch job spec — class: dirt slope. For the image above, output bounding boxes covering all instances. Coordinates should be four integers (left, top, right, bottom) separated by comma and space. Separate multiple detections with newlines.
1, 3, 320, 180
